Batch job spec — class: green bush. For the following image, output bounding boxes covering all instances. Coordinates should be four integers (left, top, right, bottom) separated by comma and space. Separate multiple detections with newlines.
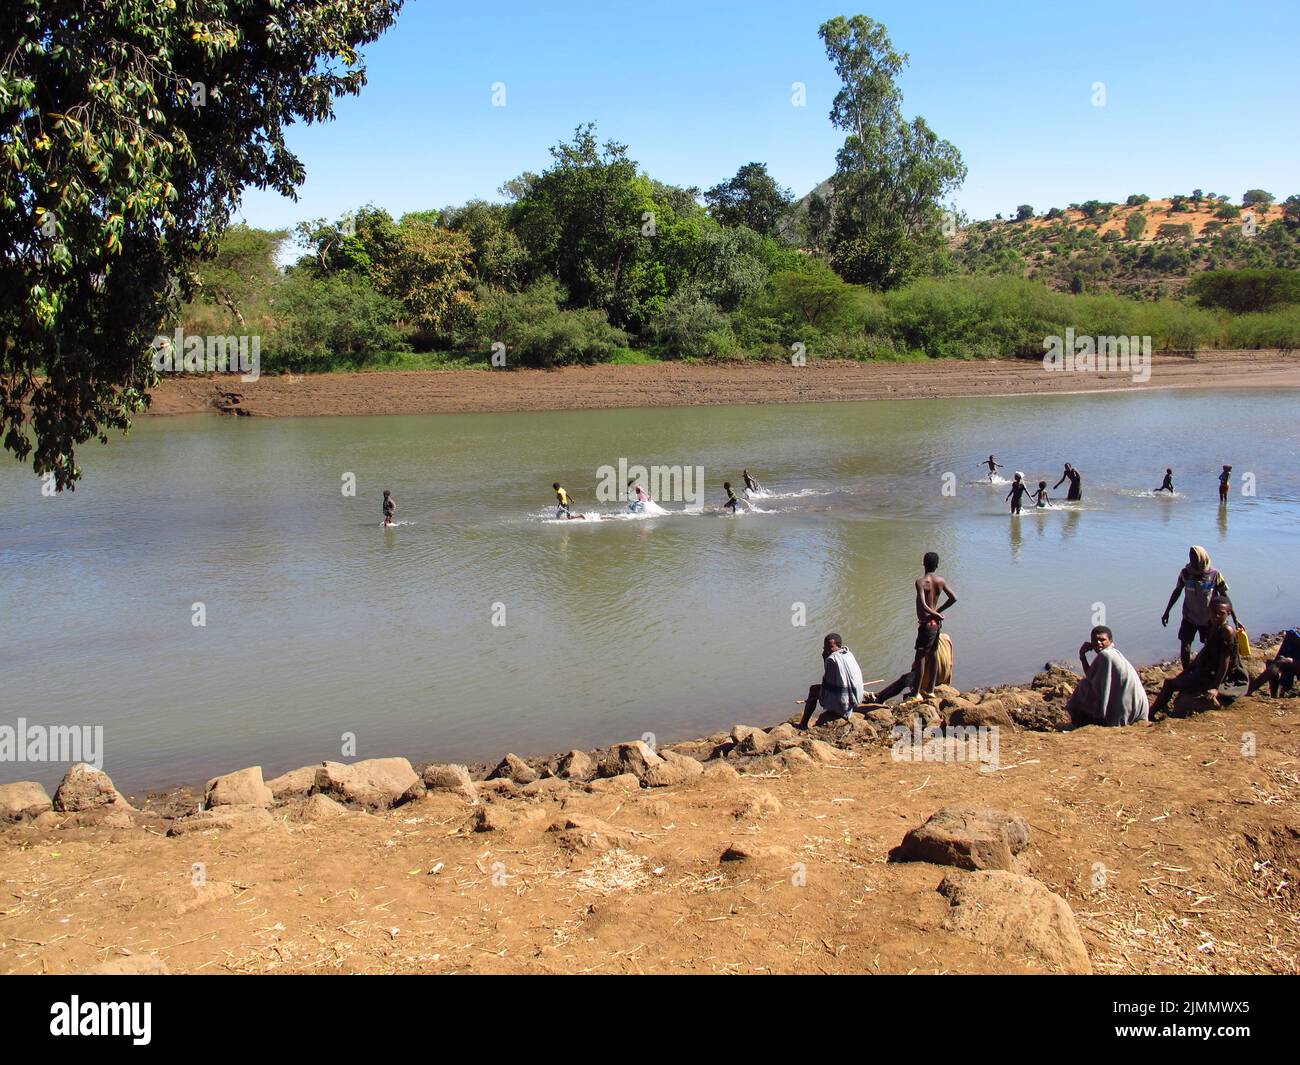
266, 270, 409, 371
472, 279, 628, 366
1190, 268, 1300, 314
1222, 305, 1300, 349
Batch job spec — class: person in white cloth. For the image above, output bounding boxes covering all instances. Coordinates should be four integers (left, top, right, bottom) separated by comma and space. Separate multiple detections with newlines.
797, 633, 865, 730
1067, 625, 1150, 727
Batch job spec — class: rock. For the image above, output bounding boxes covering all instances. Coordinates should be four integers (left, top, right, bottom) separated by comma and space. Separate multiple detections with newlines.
801, 738, 843, 763
100, 807, 137, 830
52, 764, 132, 813
587, 773, 642, 794
778, 747, 814, 769
0, 781, 53, 820
548, 814, 637, 851
472, 805, 515, 832
893, 806, 1031, 871
295, 794, 348, 822
730, 724, 774, 756
488, 752, 539, 785
85, 955, 170, 975
312, 757, 420, 810
642, 750, 704, 788
204, 766, 273, 808
933, 684, 961, 701
767, 723, 799, 743
865, 708, 895, 727
948, 700, 1015, 729
521, 777, 571, 798
265, 765, 317, 800
701, 762, 741, 782
167, 805, 276, 836
422, 763, 477, 802
611, 740, 665, 780
733, 791, 783, 819
938, 871, 1092, 974
32, 811, 62, 830
720, 840, 794, 867
555, 749, 596, 782
480, 777, 519, 796
174, 880, 238, 916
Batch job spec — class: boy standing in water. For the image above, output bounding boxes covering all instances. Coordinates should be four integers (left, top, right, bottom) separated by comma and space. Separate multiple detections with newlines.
382, 490, 395, 527
723, 481, 740, 514
1219, 465, 1232, 504
1005, 473, 1030, 514
981, 455, 1003, 482
743, 469, 760, 494
553, 482, 575, 519
1155, 468, 1174, 494
1030, 480, 1050, 508
627, 477, 651, 513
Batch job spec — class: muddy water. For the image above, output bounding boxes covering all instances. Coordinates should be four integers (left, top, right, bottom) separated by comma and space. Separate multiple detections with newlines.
1, 388, 1297, 791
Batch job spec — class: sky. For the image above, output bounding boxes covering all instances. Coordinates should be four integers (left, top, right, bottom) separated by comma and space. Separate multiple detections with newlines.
238, 0, 1300, 242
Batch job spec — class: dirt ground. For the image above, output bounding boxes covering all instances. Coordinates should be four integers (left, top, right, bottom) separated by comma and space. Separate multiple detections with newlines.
2, 682, 1296, 976
144, 350, 1300, 419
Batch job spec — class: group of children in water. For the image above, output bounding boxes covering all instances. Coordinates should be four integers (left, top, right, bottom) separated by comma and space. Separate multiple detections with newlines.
379, 460, 1238, 526
548, 469, 761, 521
985, 455, 1235, 515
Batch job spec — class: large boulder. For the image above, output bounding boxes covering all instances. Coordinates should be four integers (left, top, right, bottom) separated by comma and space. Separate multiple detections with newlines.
294, 794, 349, 822
642, 749, 704, 788
312, 758, 420, 810
265, 765, 317, 800
204, 766, 273, 808
938, 871, 1092, 974
488, 753, 538, 785
0, 781, 53, 820
52, 764, 132, 813
555, 749, 596, 782
730, 725, 774, 756
422, 763, 477, 802
893, 806, 1031, 871
610, 740, 664, 780
948, 700, 1015, 729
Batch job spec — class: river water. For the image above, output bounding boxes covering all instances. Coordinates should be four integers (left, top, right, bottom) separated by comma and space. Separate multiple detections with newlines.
1, 388, 1297, 792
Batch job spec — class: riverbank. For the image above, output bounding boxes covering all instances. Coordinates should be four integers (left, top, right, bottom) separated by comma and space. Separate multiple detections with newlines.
144, 350, 1300, 418
3, 645, 1296, 975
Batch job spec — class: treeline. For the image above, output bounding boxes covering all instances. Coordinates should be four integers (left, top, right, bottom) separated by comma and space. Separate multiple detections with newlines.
176, 13, 1300, 370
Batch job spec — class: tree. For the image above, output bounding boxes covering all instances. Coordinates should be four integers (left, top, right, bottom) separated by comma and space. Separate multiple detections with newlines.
1015, 205, 1034, 222
1190, 269, 1300, 313
439, 200, 527, 290
372, 220, 475, 335
192, 226, 287, 326
1, 0, 402, 488
1282, 195, 1300, 230
1125, 213, 1148, 240
510, 124, 646, 325
704, 163, 793, 237
1125, 194, 1149, 207
817, 15, 966, 288
1243, 189, 1275, 207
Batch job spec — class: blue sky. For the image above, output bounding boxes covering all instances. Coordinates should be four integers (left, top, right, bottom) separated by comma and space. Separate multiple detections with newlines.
239, 0, 1300, 238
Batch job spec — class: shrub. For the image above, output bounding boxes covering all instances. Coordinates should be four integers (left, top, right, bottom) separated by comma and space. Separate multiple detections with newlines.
1125, 194, 1150, 207
1125, 213, 1148, 240
472, 279, 628, 366
1190, 268, 1300, 314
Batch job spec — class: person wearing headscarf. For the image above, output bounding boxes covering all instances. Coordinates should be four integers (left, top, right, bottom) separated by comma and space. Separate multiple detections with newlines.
1161, 545, 1239, 670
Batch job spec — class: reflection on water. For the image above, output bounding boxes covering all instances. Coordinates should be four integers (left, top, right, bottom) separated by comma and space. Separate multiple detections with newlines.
1, 388, 1297, 791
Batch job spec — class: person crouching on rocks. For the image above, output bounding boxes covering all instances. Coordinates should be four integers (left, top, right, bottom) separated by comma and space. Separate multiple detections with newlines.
1150, 597, 1237, 716
1067, 625, 1149, 727
797, 633, 864, 730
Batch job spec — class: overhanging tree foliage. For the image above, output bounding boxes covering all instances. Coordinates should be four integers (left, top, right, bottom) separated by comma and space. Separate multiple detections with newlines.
1, 0, 402, 488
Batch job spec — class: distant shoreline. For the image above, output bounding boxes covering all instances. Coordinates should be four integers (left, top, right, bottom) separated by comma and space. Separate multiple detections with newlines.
143, 349, 1300, 420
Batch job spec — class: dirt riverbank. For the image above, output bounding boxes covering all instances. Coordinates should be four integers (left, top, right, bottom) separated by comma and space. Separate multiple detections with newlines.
144, 350, 1300, 419
2, 647, 1296, 976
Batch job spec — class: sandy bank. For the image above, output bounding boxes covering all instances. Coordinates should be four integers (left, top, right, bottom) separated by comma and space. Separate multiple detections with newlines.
2, 647, 1296, 976
144, 350, 1300, 419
